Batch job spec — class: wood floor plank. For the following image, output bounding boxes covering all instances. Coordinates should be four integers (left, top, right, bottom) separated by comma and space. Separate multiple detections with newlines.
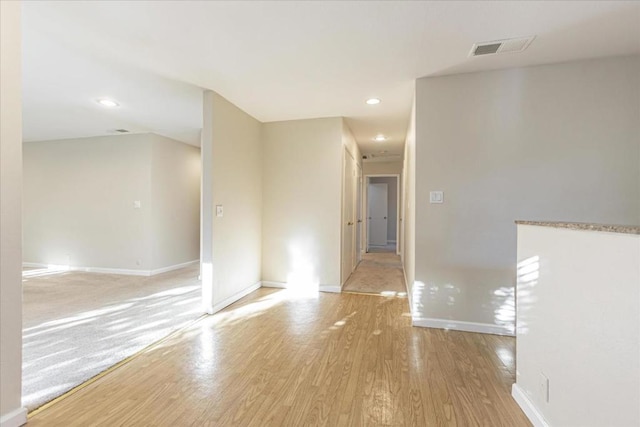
28, 288, 531, 426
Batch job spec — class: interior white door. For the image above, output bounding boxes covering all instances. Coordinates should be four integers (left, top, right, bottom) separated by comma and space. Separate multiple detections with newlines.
355, 166, 362, 265
341, 149, 356, 284
368, 183, 388, 247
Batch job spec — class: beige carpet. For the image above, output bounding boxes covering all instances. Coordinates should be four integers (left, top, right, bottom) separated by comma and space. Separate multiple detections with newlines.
343, 253, 407, 295
22, 264, 202, 410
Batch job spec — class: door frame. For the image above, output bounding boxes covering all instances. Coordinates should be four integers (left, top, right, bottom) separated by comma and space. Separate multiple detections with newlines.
364, 174, 401, 255
355, 163, 363, 265
340, 146, 359, 287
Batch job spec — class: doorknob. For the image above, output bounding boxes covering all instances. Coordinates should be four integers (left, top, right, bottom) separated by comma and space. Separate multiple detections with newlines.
384, 217, 387, 219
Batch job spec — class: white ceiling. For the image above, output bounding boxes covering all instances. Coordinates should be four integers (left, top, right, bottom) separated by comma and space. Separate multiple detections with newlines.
23, 1, 640, 154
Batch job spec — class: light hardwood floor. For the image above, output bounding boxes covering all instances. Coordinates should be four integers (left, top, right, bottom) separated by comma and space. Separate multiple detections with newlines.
28, 288, 530, 426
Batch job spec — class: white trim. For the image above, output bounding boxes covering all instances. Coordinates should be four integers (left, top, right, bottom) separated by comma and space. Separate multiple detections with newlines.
412, 317, 514, 336
511, 384, 550, 427
0, 407, 27, 427
207, 281, 262, 315
150, 260, 199, 275
22, 262, 48, 268
402, 267, 412, 311
319, 285, 342, 293
22, 263, 149, 276
22, 260, 198, 277
260, 281, 341, 293
261, 280, 287, 289
74, 266, 150, 276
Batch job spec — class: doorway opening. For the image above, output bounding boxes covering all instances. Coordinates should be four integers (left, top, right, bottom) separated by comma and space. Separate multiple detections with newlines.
366, 175, 399, 254
343, 173, 405, 296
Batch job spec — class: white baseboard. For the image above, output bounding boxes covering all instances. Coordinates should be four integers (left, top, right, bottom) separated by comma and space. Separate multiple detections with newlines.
260, 280, 287, 289
319, 285, 341, 293
76, 266, 151, 276
260, 281, 341, 293
23, 262, 51, 269
207, 281, 262, 315
150, 260, 199, 275
23, 260, 198, 277
511, 384, 549, 427
0, 407, 27, 427
402, 267, 412, 310
412, 317, 514, 336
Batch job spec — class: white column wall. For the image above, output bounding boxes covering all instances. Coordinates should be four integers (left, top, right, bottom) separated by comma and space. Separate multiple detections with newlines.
0, 1, 27, 425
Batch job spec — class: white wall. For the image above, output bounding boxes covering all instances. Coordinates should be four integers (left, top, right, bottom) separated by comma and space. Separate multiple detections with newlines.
342, 121, 361, 164
150, 135, 201, 270
262, 118, 343, 289
23, 133, 200, 274
24, 134, 152, 271
514, 225, 639, 427
0, 1, 27, 425
363, 160, 403, 176
413, 56, 640, 334
402, 97, 416, 314
202, 91, 262, 311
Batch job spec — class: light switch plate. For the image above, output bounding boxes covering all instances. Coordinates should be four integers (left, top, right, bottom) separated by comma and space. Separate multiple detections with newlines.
134, 200, 141, 209
216, 205, 223, 217
429, 191, 444, 204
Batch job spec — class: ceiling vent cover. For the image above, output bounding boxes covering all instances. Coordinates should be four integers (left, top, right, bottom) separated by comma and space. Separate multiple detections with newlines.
470, 36, 535, 57
115, 129, 130, 133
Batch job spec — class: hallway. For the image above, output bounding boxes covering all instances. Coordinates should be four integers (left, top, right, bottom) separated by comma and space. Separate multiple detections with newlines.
343, 253, 406, 295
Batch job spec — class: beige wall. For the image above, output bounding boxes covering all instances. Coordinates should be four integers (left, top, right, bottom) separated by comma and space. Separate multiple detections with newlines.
262, 118, 343, 289
205, 92, 262, 309
515, 225, 639, 426
363, 160, 402, 175
150, 135, 201, 269
0, 1, 26, 424
413, 56, 640, 333
24, 134, 152, 271
23, 133, 200, 274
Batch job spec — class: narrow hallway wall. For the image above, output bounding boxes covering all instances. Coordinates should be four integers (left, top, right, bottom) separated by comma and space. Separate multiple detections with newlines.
262, 118, 343, 290
201, 91, 262, 313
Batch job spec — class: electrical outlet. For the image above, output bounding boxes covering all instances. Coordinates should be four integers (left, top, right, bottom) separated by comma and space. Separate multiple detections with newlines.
539, 373, 550, 403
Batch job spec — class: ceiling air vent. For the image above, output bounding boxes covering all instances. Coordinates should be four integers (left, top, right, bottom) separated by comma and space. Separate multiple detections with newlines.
470, 36, 535, 57
115, 129, 130, 133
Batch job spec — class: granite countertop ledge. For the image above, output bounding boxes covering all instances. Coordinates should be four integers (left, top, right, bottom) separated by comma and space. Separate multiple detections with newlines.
515, 221, 640, 235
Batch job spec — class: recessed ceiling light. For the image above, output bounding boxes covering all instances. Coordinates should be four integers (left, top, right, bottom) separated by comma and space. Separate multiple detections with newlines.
366, 98, 381, 105
96, 98, 119, 108
373, 134, 386, 142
